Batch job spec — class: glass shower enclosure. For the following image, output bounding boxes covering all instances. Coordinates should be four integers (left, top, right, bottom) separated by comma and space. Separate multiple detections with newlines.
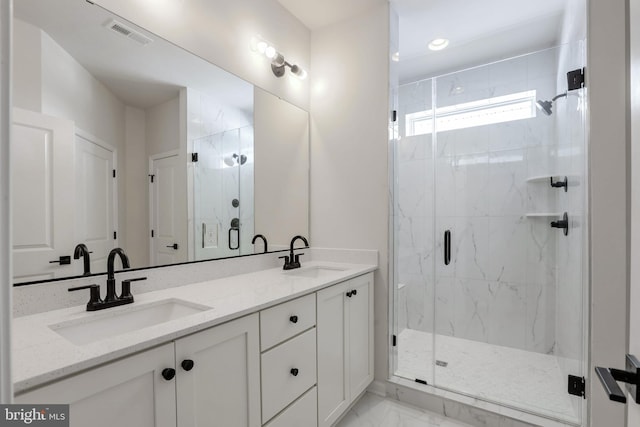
391, 45, 588, 425
192, 125, 254, 260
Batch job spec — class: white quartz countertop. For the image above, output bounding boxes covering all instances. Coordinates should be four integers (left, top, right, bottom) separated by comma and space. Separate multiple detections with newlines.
12, 261, 376, 393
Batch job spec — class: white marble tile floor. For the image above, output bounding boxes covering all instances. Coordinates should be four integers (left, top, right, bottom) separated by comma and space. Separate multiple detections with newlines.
395, 329, 580, 425
336, 392, 475, 427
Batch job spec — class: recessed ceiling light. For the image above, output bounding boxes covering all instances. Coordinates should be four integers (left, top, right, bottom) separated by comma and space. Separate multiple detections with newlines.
428, 38, 449, 51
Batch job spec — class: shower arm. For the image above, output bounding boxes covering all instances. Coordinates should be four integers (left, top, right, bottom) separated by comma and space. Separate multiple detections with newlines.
552, 93, 567, 102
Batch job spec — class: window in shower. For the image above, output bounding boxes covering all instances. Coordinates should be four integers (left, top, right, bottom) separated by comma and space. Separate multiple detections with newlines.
392, 45, 587, 426
405, 90, 537, 136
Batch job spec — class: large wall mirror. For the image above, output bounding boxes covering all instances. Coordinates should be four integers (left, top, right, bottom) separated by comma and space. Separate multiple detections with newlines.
12, 0, 309, 285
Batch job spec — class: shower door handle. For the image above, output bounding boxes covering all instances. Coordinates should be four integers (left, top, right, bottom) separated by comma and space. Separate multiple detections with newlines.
595, 354, 640, 404
228, 227, 240, 250
444, 230, 451, 266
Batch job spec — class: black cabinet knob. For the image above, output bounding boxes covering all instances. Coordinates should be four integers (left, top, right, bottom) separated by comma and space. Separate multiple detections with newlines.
289, 315, 298, 324
181, 359, 195, 371
161, 368, 176, 381
290, 368, 299, 377
352, 289, 358, 296
346, 291, 352, 298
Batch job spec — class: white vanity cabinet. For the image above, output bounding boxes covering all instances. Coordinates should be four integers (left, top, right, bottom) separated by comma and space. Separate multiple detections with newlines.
260, 293, 317, 427
14, 270, 375, 427
317, 272, 374, 427
15, 314, 260, 427
175, 313, 261, 427
15, 343, 177, 427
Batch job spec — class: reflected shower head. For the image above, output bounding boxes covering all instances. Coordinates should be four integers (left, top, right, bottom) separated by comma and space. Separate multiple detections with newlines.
223, 153, 248, 167
535, 92, 567, 116
536, 100, 553, 116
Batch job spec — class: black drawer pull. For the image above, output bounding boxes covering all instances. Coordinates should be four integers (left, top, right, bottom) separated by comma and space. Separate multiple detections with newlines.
181, 359, 195, 371
289, 315, 298, 323
290, 368, 299, 377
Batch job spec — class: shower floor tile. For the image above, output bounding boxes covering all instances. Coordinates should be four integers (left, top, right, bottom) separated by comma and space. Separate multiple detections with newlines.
396, 329, 581, 425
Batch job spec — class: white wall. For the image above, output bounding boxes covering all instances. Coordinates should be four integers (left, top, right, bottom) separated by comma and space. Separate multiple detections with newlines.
12, 19, 40, 112
588, 0, 629, 426
0, 0, 12, 403
310, 4, 390, 381
254, 87, 309, 249
93, 0, 310, 111
124, 106, 149, 267
630, 0, 640, 423
146, 96, 180, 156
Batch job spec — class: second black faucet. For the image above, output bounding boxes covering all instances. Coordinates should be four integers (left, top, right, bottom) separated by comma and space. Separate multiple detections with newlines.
280, 235, 309, 270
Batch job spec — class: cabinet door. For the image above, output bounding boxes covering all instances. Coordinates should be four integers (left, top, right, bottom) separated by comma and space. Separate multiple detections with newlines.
175, 314, 260, 427
347, 273, 374, 399
317, 281, 349, 427
15, 343, 176, 427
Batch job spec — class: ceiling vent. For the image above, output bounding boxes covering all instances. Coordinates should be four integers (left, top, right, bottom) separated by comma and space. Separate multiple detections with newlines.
104, 19, 153, 46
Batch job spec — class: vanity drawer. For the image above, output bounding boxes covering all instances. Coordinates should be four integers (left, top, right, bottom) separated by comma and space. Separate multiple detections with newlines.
264, 386, 317, 427
261, 328, 317, 423
260, 293, 315, 350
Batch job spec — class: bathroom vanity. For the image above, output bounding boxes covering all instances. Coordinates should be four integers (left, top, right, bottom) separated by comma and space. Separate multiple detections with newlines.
12, 262, 375, 427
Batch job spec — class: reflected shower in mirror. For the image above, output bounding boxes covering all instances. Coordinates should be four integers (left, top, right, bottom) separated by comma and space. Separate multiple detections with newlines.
12, 0, 309, 285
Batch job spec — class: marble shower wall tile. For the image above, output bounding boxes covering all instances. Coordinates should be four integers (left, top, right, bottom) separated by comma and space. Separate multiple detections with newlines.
396, 48, 563, 354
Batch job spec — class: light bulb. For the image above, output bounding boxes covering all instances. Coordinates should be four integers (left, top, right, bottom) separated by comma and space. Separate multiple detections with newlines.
290, 64, 307, 80
265, 46, 277, 59
272, 53, 285, 67
256, 41, 268, 54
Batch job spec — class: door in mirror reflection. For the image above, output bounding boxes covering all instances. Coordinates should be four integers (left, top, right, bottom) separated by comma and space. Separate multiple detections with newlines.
193, 126, 254, 259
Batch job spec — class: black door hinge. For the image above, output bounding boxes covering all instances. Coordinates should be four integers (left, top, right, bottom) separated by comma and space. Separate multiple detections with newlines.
113, 169, 116, 178
568, 375, 586, 399
151, 230, 154, 238
149, 174, 155, 183
415, 378, 428, 385
392, 110, 397, 122
113, 231, 117, 240
191, 153, 198, 162
392, 335, 397, 347
567, 68, 585, 91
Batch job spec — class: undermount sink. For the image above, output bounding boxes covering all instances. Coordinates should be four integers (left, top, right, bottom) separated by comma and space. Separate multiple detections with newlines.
284, 265, 348, 278
49, 299, 211, 345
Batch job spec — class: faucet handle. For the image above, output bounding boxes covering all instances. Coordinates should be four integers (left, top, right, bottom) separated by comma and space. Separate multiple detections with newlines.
120, 277, 147, 301
293, 253, 305, 265
69, 284, 103, 311
278, 255, 290, 270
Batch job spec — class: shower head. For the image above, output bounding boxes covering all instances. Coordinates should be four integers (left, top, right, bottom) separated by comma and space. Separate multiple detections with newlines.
223, 153, 248, 167
535, 100, 553, 116
535, 92, 568, 116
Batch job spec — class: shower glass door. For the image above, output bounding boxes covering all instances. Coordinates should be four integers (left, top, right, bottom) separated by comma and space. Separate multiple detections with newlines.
193, 125, 254, 260
393, 45, 587, 425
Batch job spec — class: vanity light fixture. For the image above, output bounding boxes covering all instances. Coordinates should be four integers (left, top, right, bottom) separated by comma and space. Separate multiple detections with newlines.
428, 38, 449, 51
251, 36, 307, 79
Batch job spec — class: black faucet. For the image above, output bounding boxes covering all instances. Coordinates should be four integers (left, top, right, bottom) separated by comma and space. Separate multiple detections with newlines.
280, 235, 309, 270
106, 248, 130, 302
251, 234, 268, 253
69, 248, 147, 311
73, 243, 92, 275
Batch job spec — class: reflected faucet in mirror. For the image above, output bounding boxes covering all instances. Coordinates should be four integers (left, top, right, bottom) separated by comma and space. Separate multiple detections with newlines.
251, 234, 268, 253
73, 244, 92, 276
279, 235, 309, 270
